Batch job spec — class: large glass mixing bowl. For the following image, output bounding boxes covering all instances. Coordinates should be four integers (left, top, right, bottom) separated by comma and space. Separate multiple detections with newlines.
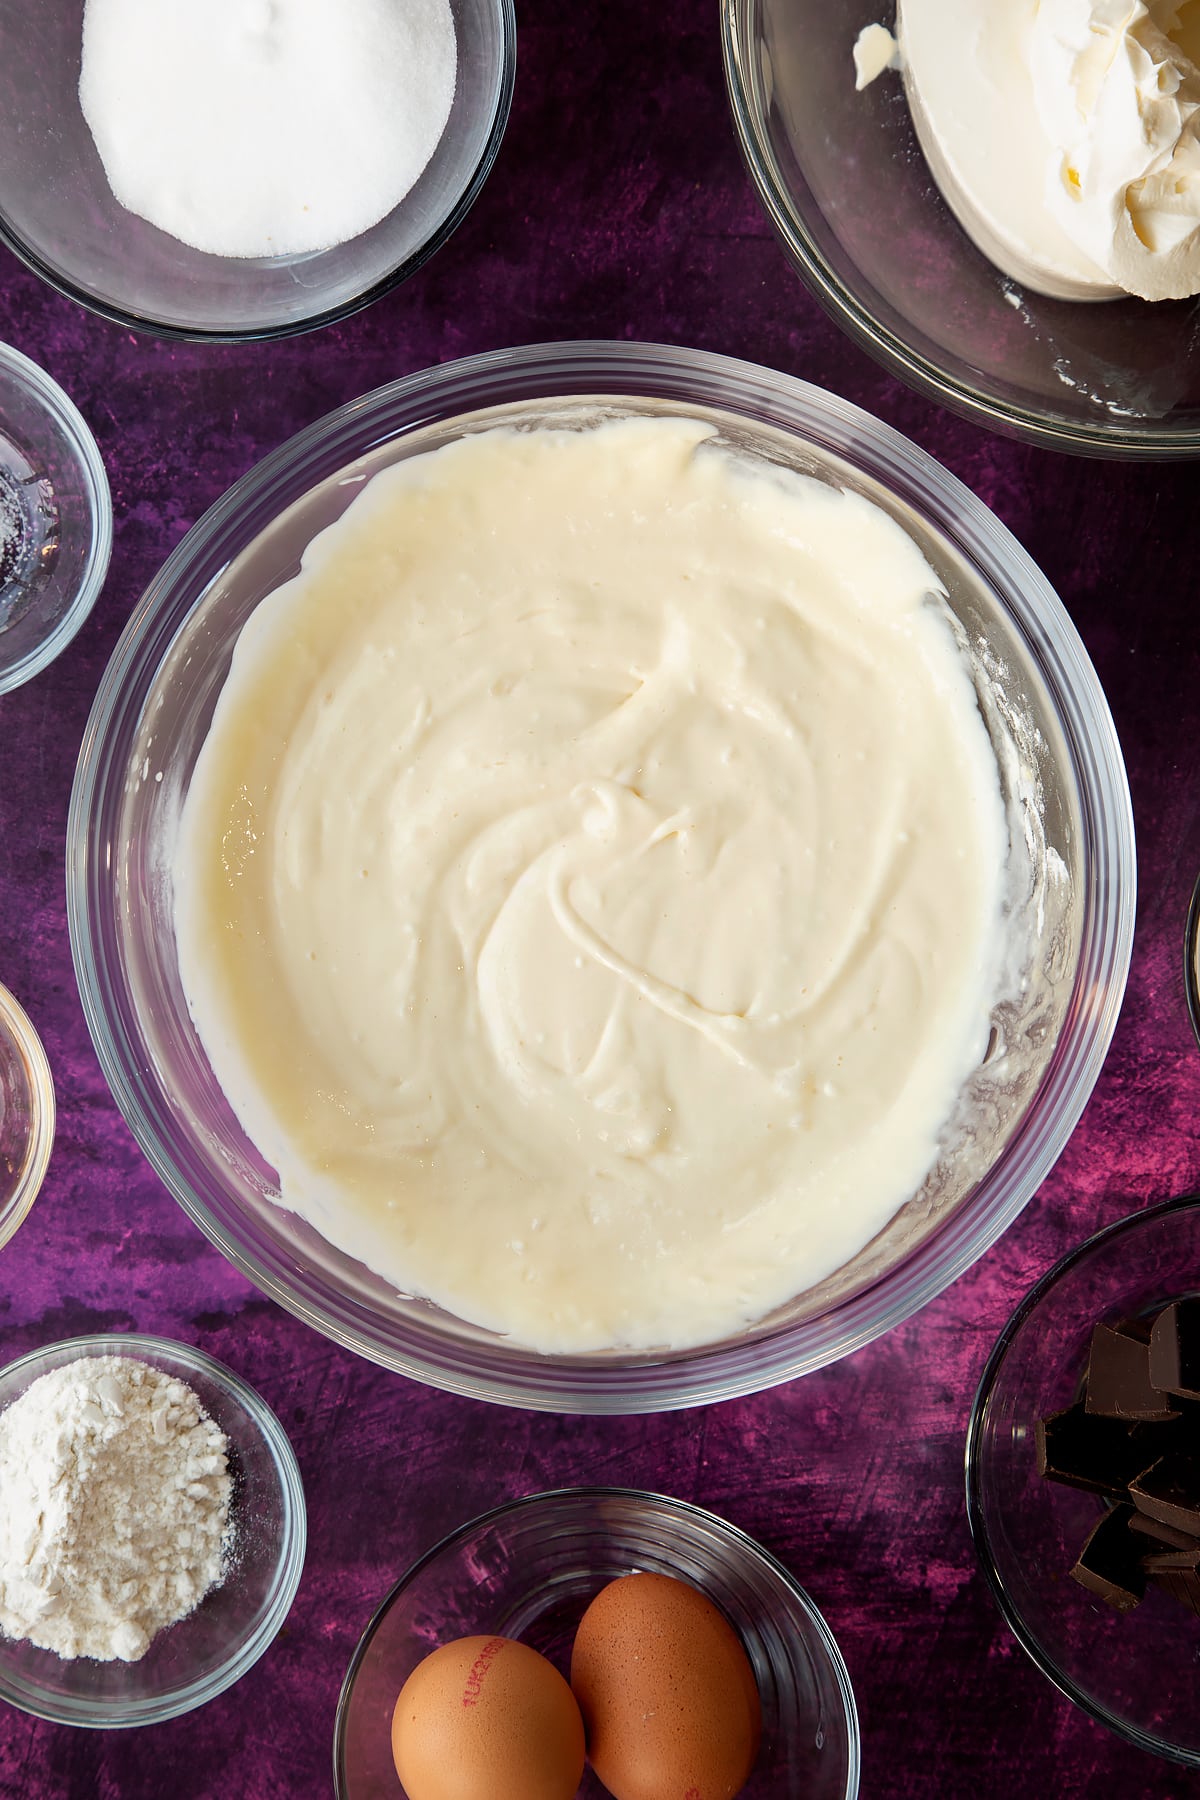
67, 342, 1135, 1411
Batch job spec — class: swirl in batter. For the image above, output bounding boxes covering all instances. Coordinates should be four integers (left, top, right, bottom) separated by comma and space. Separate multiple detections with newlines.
173, 417, 1009, 1352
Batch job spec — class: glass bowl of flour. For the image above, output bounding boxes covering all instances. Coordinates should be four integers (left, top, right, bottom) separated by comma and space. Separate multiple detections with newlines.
723, 0, 1200, 456
0, 1334, 305, 1726
67, 341, 1135, 1412
0, 0, 515, 340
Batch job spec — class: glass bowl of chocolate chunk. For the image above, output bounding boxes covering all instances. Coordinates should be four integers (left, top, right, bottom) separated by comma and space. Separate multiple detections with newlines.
967, 1195, 1200, 1767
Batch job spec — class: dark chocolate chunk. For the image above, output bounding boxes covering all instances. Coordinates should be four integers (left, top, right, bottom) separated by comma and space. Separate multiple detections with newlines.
1085, 1320, 1179, 1420
1036, 1403, 1174, 1495
1038, 1293, 1200, 1621
1149, 1300, 1200, 1402
1128, 1510, 1200, 1552
1070, 1505, 1146, 1612
1142, 1544, 1200, 1572
1129, 1453, 1200, 1536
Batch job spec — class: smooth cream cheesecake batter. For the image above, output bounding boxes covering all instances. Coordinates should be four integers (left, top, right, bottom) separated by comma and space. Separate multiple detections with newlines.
174, 416, 1010, 1353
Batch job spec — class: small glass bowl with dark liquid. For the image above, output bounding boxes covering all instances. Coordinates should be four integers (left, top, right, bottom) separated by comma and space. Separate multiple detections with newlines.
0, 342, 110, 694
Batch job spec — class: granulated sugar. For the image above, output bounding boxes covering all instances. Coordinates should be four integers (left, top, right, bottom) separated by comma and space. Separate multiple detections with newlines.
79, 0, 457, 258
0, 471, 20, 592
0, 1355, 232, 1662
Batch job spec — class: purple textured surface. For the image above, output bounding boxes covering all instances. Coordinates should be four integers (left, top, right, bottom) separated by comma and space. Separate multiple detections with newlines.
1, 3, 1199, 1796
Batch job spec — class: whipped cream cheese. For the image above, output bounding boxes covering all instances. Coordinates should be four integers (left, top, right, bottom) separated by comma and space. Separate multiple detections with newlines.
887, 0, 1200, 301
1031, 1, 1200, 301
173, 416, 1010, 1354
854, 23, 899, 90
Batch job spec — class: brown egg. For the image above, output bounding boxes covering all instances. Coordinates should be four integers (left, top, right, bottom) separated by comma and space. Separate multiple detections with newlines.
391, 1633, 585, 1800
570, 1572, 762, 1800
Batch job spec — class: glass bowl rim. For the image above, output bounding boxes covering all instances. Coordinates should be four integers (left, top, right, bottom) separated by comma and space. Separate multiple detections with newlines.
331, 1482, 862, 1800
0, 0, 516, 345
964, 1192, 1200, 1766
0, 1329, 307, 1727
0, 977, 55, 1253
719, 0, 1200, 462
66, 337, 1136, 1412
1184, 873, 1200, 1053
0, 339, 113, 693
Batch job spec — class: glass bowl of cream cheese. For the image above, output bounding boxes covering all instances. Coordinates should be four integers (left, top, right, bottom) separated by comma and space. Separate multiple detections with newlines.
723, 0, 1200, 455
0, 0, 515, 341
67, 341, 1135, 1411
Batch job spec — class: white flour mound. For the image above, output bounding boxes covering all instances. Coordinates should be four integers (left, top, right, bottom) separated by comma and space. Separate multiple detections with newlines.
79, 0, 458, 258
0, 1355, 232, 1662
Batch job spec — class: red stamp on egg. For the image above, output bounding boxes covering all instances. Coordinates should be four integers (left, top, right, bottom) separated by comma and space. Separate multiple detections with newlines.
461, 1636, 507, 1707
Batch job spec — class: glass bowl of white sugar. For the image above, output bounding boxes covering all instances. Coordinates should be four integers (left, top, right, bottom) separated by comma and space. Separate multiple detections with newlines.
67, 341, 1136, 1412
723, 0, 1200, 456
0, 343, 111, 694
0, 0, 515, 341
0, 1334, 305, 1726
